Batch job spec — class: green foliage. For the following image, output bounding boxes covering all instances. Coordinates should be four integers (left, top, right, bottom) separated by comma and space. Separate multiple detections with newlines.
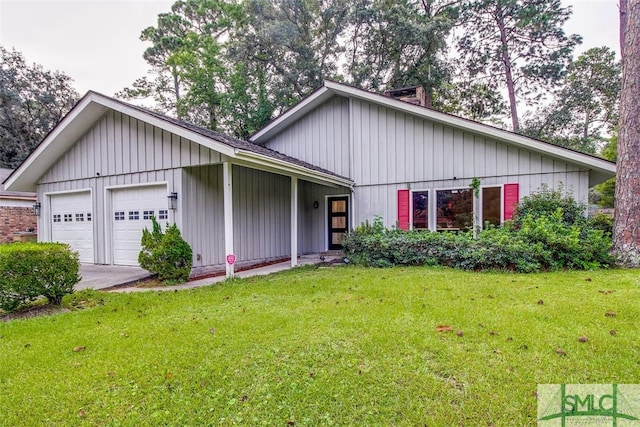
138, 217, 193, 283
0, 46, 79, 168
457, 0, 581, 132
343, 208, 614, 272
0, 243, 80, 311
522, 47, 621, 153
512, 184, 585, 227
594, 134, 617, 207
1, 267, 638, 425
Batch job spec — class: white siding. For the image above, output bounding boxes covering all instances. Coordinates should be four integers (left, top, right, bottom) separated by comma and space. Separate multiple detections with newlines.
182, 165, 297, 266
263, 96, 350, 177
40, 111, 220, 184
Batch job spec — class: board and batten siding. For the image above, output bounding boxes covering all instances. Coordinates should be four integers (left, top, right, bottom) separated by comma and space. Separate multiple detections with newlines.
182, 164, 293, 266
348, 98, 591, 228
39, 110, 221, 184
297, 181, 351, 254
263, 95, 350, 177
37, 110, 223, 264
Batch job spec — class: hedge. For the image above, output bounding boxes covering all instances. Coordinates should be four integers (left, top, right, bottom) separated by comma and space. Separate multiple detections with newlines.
0, 242, 80, 311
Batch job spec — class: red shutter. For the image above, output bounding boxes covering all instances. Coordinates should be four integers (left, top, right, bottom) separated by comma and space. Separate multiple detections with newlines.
503, 183, 519, 221
398, 189, 410, 230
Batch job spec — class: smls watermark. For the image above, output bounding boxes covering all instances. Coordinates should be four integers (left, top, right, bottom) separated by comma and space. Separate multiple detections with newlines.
538, 384, 640, 426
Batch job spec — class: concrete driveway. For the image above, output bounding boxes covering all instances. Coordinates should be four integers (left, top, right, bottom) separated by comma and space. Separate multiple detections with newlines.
76, 264, 152, 290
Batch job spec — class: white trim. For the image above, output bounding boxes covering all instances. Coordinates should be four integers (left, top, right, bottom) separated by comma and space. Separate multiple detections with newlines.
409, 189, 430, 231
235, 151, 353, 188
325, 194, 351, 251
44, 188, 94, 262
250, 80, 615, 186
250, 87, 332, 142
479, 185, 504, 228
291, 176, 298, 267
104, 181, 170, 265
223, 161, 234, 277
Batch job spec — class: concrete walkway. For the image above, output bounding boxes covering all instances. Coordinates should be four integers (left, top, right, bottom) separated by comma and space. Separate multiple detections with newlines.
80, 254, 344, 293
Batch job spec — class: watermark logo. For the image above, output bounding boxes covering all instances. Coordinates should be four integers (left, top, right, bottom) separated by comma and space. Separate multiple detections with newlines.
538, 384, 640, 426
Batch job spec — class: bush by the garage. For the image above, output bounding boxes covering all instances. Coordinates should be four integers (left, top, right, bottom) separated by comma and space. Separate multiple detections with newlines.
0, 243, 81, 312
138, 217, 193, 283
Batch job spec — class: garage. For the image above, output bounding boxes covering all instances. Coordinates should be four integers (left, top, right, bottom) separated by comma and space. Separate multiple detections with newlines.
111, 184, 170, 266
50, 191, 94, 263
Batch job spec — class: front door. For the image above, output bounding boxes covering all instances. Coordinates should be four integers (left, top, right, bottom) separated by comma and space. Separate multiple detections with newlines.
328, 196, 349, 250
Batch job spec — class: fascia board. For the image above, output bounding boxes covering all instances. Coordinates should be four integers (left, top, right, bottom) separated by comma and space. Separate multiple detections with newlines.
249, 87, 333, 143
325, 81, 616, 176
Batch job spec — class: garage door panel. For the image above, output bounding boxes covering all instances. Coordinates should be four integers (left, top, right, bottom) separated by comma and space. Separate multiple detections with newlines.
111, 185, 169, 266
50, 192, 93, 263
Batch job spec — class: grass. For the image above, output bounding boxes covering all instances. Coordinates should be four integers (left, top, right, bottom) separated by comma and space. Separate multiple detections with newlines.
1, 266, 639, 426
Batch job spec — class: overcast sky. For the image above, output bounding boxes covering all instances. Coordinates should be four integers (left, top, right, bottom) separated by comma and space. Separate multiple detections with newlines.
0, 0, 621, 97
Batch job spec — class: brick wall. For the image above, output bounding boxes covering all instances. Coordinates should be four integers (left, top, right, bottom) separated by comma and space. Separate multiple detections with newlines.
0, 206, 38, 243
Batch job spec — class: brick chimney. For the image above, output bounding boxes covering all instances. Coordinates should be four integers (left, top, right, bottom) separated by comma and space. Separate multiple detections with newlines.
383, 85, 428, 107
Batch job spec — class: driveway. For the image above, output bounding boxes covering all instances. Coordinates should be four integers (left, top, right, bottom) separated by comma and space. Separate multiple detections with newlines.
76, 264, 152, 290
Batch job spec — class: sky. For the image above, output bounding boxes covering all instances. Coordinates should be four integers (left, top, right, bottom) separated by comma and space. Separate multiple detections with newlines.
0, 0, 622, 97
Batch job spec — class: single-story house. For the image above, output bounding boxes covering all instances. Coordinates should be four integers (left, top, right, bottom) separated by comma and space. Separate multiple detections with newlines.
0, 168, 37, 243
4, 81, 616, 275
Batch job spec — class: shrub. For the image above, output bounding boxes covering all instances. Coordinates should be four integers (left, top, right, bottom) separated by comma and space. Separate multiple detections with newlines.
342, 211, 614, 273
0, 243, 80, 311
513, 184, 585, 227
138, 217, 192, 283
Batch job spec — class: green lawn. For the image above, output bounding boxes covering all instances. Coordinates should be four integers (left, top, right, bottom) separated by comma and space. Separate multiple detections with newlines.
1, 266, 639, 426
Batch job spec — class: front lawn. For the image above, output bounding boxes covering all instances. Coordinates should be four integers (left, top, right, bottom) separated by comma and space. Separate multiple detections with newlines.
1, 266, 639, 426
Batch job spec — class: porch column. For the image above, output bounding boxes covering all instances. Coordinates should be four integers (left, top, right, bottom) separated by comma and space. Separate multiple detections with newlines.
223, 161, 235, 277
291, 176, 298, 267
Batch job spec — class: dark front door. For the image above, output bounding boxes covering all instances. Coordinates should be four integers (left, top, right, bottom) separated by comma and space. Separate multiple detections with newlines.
328, 196, 349, 250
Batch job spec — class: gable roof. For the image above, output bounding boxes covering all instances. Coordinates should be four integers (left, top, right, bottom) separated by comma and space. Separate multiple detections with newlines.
4, 91, 353, 192
250, 80, 616, 187
0, 168, 35, 200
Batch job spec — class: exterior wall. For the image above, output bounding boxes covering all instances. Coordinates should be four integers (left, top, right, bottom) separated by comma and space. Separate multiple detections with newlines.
349, 99, 590, 227
262, 96, 592, 230
182, 164, 294, 266
40, 110, 220, 183
37, 110, 219, 264
263, 95, 351, 177
0, 206, 38, 243
297, 181, 351, 254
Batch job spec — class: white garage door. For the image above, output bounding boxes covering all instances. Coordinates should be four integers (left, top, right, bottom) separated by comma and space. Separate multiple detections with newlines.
111, 185, 169, 266
50, 191, 93, 263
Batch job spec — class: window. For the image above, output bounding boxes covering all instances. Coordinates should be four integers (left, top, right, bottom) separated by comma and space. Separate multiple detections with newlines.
158, 209, 168, 220
53, 214, 61, 223
143, 210, 154, 220
64, 214, 73, 223
436, 188, 473, 231
128, 211, 140, 220
87, 213, 92, 222
482, 187, 502, 228
412, 191, 429, 229
114, 211, 125, 221
75, 213, 84, 222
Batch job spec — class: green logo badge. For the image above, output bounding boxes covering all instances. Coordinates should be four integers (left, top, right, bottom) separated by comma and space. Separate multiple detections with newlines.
538, 384, 640, 426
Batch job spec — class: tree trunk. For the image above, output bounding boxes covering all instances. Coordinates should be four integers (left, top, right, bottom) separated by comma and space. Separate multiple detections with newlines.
497, 12, 519, 133
613, 0, 640, 266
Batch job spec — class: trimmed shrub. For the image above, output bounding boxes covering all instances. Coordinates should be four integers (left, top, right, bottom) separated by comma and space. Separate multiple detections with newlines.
138, 217, 192, 283
0, 243, 80, 311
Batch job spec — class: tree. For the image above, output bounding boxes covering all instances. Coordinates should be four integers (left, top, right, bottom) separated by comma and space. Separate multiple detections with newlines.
593, 134, 617, 208
457, 0, 581, 132
521, 47, 621, 153
0, 46, 79, 169
613, 0, 640, 266
346, 0, 456, 107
